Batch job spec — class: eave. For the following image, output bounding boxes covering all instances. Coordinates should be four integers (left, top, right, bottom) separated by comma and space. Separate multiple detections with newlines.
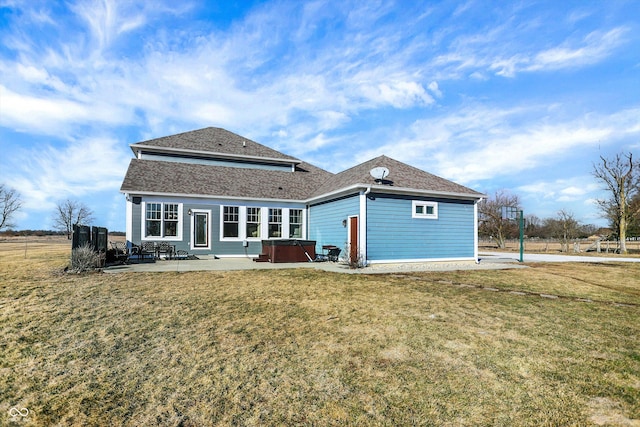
130, 144, 301, 166
306, 183, 486, 205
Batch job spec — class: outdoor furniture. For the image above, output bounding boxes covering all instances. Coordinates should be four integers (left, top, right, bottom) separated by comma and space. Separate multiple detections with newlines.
131, 242, 155, 262
327, 247, 341, 262
321, 245, 341, 262
156, 242, 174, 260
110, 241, 129, 264
174, 250, 189, 260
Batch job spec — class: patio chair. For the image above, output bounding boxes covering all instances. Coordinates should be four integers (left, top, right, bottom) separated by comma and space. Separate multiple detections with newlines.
157, 242, 173, 260
110, 241, 129, 264
327, 247, 341, 262
131, 242, 155, 262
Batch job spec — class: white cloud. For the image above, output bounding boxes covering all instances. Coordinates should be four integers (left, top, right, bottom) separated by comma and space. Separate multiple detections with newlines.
8, 137, 131, 214
527, 28, 628, 72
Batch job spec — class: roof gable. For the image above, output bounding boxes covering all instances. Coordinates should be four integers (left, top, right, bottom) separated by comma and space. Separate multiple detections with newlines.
308, 155, 483, 199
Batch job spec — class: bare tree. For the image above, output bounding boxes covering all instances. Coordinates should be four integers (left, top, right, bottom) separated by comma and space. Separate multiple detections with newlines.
544, 210, 580, 252
478, 190, 520, 248
592, 152, 639, 254
54, 199, 95, 239
0, 184, 23, 230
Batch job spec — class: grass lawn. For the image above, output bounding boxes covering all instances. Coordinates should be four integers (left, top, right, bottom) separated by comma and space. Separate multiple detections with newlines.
1, 239, 639, 426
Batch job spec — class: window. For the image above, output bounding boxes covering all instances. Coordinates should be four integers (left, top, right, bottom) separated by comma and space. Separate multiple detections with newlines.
289, 209, 303, 238
268, 208, 282, 238
246, 207, 261, 238
223, 206, 239, 237
412, 201, 438, 219
146, 203, 180, 237
163, 203, 178, 237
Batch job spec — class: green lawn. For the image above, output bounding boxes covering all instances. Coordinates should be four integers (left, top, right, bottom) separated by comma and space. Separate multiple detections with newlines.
1, 240, 639, 426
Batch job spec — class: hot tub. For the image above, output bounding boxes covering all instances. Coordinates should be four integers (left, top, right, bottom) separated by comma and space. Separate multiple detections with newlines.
258, 239, 316, 263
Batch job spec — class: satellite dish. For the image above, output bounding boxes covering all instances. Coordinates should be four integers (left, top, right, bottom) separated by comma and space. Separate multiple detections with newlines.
369, 166, 389, 181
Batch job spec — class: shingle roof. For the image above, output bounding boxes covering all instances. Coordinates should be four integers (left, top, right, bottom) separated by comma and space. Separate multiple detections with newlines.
308, 155, 484, 199
122, 129, 483, 201
120, 159, 332, 200
132, 127, 298, 161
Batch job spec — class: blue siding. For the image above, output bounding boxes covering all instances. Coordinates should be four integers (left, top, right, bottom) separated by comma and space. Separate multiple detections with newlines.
308, 195, 359, 253
367, 195, 475, 260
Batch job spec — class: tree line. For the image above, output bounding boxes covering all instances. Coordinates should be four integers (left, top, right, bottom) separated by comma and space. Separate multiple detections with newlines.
0, 187, 96, 239
479, 152, 639, 254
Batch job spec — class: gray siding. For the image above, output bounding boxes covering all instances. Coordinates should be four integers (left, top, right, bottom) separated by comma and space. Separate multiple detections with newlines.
129, 196, 305, 257
367, 194, 475, 260
308, 195, 359, 253
131, 200, 142, 244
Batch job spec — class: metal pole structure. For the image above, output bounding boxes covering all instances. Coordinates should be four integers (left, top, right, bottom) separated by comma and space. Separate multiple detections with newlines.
519, 210, 524, 262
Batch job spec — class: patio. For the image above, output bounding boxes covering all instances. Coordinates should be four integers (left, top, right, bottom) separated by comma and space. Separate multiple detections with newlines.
103, 254, 523, 274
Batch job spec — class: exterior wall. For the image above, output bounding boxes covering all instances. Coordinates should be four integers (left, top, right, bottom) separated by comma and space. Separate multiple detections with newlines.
128, 195, 306, 257
308, 194, 359, 254
366, 193, 476, 262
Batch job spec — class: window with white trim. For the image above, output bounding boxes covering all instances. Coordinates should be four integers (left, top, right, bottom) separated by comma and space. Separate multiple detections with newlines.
289, 209, 303, 238
246, 207, 261, 238
268, 208, 282, 238
412, 201, 438, 219
223, 206, 239, 237
145, 203, 179, 237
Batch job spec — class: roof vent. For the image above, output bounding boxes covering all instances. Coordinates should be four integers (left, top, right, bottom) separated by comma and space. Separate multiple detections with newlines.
369, 167, 389, 183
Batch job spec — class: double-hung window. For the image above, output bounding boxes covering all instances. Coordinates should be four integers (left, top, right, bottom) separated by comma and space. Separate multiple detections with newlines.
145, 203, 179, 237
246, 207, 261, 238
268, 208, 282, 238
223, 206, 239, 238
412, 201, 438, 219
289, 209, 303, 238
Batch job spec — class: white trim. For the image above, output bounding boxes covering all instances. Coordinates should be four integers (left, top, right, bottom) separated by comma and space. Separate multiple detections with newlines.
412, 200, 438, 219
359, 191, 367, 264
220, 205, 242, 241
141, 201, 183, 241
306, 183, 485, 205
368, 257, 477, 264
218, 205, 306, 241
122, 185, 485, 205
474, 200, 479, 262
125, 196, 133, 243
122, 190, 308, 204
190, 209, 211, 250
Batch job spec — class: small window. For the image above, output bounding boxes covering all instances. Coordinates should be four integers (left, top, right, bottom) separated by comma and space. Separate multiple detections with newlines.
412, 201, 438, 219
223, 206, 239, 237
289, 209, 303, 238
246, 207, 261, 238
268, 208, 282, 238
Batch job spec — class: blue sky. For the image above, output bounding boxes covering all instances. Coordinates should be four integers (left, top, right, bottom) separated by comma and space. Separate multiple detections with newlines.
1, 0, 638, 231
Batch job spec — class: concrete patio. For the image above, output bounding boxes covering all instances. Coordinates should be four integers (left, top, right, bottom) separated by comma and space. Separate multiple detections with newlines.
104, 253, 525, 274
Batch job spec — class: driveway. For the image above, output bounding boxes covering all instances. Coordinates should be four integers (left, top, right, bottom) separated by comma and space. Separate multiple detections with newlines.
480, 251, 640, 263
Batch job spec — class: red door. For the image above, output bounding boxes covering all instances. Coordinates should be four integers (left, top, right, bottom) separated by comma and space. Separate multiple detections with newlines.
349, 216, 358, 263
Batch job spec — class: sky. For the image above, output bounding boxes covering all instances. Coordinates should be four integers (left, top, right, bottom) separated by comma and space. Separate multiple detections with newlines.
1, 0, 639, 232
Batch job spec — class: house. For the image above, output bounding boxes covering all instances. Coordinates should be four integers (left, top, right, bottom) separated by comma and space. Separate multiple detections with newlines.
120, 127, 485, 264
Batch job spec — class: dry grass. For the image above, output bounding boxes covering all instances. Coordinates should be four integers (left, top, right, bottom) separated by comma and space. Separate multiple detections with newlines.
1, 239, 639, 426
